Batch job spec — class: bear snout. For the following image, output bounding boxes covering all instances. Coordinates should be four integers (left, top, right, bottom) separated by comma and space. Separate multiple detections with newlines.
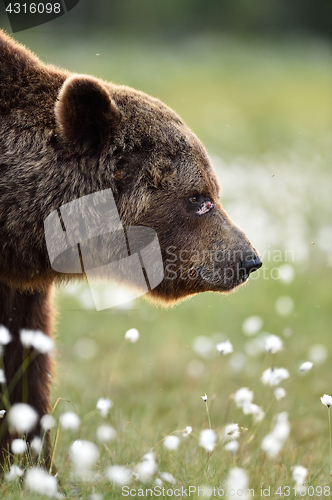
238, 252, 262, 281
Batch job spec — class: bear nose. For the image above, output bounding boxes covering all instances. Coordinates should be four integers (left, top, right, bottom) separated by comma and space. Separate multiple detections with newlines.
239, 254, 262, 276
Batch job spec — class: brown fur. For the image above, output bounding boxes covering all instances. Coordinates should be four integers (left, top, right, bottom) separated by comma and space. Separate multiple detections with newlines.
0, 30, 261, 465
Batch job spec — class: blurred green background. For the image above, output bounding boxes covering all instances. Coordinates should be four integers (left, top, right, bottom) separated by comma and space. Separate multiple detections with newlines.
1, 0, 332, 490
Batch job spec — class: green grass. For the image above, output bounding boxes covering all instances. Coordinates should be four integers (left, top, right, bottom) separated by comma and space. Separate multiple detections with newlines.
1, 32, 332, 498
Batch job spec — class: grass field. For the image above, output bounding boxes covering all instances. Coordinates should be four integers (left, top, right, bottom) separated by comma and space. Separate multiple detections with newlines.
1, 31, 332, 498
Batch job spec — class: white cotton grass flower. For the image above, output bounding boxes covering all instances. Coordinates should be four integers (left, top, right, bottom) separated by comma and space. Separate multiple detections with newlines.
261, 412, 290, 458
70, 439, 99, 471
234, 387, 254, 408
159, 472, 176, 485
163, 435, 180, 450
192, 336, 216, 360
25, 467, 58, 498
243, 403, 265, 423
0, 410, 6, 418
216, 340, 233, 355
11, 438, 27, 455
30, 436, 42, 455
20, 329, 54, 353
135, 452, 157, 482
274, 387, 286, 401
299, 361, 313, 372
226, 468, 249, 499
308, 344, 328, 365
124, 328, 140, 343
5, 465, 23, 482
59, 411, 80, 430
321, 394, 332, 408
261, 367, 289, 386
8, 403, 38, 433
96, 397, 113, 418
183, 426, 192, 437
293, 465, 307, 487
0, 325, 12, 345
242, 316, 263, 336
201, 394, 208, 402
278, 264, 295, 284
0, 368, 6, 384
223, 423, 240, 441
199, 429, 217, 452
40, 414, 56, 431
106, 465, 132, 486
224, 440, 239, 453
264, 334, 283, 353
275, 296, 294, 316
96, 424, 117, 443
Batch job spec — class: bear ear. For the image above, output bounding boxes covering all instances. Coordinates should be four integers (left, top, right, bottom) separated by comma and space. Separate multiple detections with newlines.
55, 75, 122, 152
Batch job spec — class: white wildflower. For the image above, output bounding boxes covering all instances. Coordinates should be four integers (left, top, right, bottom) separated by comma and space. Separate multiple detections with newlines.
30, 436, 42, 454
216, 340, 233, 355
183, 426, 192, 437
243, 403, 264, 422
5, 465, 23, 482
234, 387, 253, 408
40, 414, 56, 431
226, 468, 249, 499
106, 465, 131, 486
8, 403, 38, 433
242, 316, 263, 336
124, 328, 140, 343
274, 387, 286, 401
159, 472, 176, 484
192, 336, 215, 359
11, 438, 27, 455
0, 409, 6, 418
163, 435, 180, 450
223, 423, 240, 441
70, 439, 99, 470
96, 425, 117, 443
0, 325, 12, 345
201, 394, 208, 402
0, 369, 6, 384
278, 264, 295, 284
273, 412, 290, 441
261, 433, 283, 458
20, 329, 54, 353
25, 467, 58, 498
135, 452, 157, 482
224, 440, 239, 453
96, 398, 113, 418
59, 411, 80, 430
299, 361, 313, 372
261, 367, 289, 386
293, 465, 307, 487
155, 478, 163, 487
261, 412, 290, 458
308, 344, 327, 365
275, 296, 294, 316
265, 334, 283, 353
199, 429, 216, 452
321, 394, 332, 408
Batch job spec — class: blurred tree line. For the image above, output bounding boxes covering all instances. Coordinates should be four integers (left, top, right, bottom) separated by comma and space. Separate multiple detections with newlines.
1, 0, 332, 38
59, 0, 332, 38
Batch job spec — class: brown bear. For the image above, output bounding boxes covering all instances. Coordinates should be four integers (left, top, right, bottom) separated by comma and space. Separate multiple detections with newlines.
0, 29, 261, 466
